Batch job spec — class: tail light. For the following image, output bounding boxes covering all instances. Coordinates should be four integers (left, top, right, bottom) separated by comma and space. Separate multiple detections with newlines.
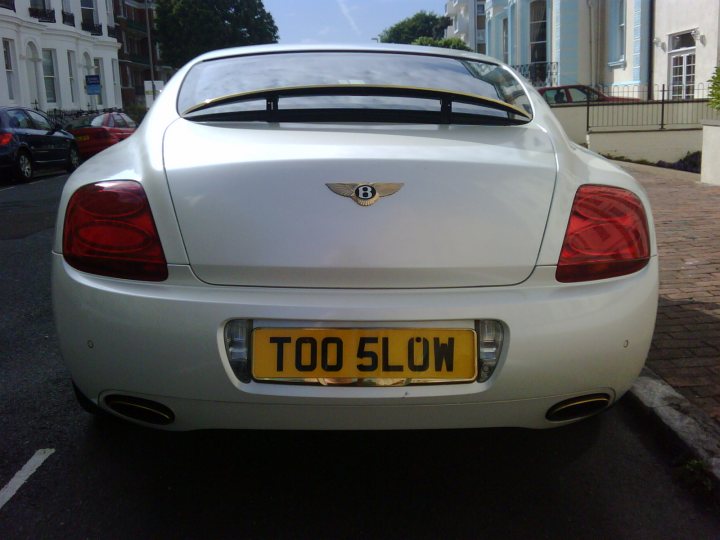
556, 185, 650, 283
63, 181, 168, 281
0, 133, 13, 145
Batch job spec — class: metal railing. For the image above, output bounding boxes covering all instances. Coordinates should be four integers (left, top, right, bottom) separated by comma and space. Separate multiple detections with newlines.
547, 83, 720, 131
28, 6, 55, 22
62, 10, 74, 26
81, 21, 103, 35
511, 62, 558, 87
42, 107, 125, 125
107, 25, 118, 38
0, 0, 15, 11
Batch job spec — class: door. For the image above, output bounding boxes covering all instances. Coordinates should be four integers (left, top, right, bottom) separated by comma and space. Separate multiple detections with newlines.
26, 109, 66, 162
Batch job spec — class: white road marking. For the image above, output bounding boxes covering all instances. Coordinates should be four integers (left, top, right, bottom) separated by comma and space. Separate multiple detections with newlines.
0, 176, 62, 192
0, 449, 55, 511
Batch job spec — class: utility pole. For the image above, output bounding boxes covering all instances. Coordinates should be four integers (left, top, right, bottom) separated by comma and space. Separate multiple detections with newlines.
145, 0, 157, 102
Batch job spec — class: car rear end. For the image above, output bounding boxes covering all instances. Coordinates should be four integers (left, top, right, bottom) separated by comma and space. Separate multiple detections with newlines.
52, 45, 658, 430
66, 114, 117, 159
0, 110, 20, 178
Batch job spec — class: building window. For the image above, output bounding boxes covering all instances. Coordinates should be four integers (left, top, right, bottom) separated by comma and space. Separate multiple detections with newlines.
477, 2, 485, 17
617, 0, 626, 59
529, 0, 547, 64
93, 57, 104, 105
608, 0, 626, 66
81, 0, 95, 25
42, 49, 57, 103
669, 31, 696, 100
67, 50, 78, 104
112, 58, 121, 106
3, 39, 15, 101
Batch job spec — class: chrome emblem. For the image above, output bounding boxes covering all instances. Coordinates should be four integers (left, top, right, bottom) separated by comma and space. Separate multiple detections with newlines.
326, 183, 404, 206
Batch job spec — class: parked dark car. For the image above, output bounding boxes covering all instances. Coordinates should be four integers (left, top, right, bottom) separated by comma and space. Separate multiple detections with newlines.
538, 84, 640, 105
0, 107, 80, 182
64, 112, 137, 159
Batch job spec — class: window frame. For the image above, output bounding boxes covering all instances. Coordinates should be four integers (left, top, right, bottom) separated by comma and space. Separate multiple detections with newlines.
3, 38, 16, 101
41, 48, 58, 104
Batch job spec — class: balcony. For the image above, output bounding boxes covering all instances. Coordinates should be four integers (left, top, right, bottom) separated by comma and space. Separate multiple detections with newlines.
62, 10, 74, 26
125, 18, 147, 34
0, 0, 15, 12
511, 62, 558, 87
81, 21, 103, 35
107, 25, 118, 38
29, 7, 55, 23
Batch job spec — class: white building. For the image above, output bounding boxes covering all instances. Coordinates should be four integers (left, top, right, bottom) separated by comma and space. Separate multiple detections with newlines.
0, 0, 121, 112
651, 0, 719, 100
479, 0, 719, 96
445, 1, 487, 54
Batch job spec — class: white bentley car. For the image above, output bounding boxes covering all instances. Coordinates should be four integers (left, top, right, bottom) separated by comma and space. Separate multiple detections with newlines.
52, 45, 658, 430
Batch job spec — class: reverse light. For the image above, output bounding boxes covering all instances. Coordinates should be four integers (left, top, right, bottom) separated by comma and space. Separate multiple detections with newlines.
63, 181, 168, 281
556, 185, 650, 283
477, 320, 504, 382
224, 320, 251, 383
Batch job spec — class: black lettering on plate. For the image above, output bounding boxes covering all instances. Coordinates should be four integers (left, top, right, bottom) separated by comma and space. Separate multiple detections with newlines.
295, 337, 318, 372
408, 337, 430, 372
269, 337, 291, 371
357, 337, 379, 372
434, 337, 455, 372
321, 337, 343, 372
382, 336, 403, 372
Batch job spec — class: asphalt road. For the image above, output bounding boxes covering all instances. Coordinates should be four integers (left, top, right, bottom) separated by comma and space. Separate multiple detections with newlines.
1, 174, 719, 539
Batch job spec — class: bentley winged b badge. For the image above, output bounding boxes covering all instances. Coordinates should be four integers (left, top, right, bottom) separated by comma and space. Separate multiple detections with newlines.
325, 183, 404, 206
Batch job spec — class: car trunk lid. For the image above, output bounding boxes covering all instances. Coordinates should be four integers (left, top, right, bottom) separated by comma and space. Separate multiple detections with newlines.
162, 120, 557, 288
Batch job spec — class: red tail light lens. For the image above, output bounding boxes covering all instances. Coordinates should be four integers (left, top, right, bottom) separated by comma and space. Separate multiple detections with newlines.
556, 185, 650, 283
0, 133, 13, 145
63, 181, 168, 281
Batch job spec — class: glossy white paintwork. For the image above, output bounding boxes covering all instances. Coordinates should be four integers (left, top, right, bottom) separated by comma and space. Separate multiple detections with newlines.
52, 44, 659, 430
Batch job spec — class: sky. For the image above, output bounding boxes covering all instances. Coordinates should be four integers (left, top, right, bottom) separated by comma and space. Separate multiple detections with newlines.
263, 0, 446, 44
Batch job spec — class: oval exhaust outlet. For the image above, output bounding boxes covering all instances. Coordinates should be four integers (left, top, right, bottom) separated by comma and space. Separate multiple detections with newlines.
104, 395, 175, 425
546, 394, 611, 422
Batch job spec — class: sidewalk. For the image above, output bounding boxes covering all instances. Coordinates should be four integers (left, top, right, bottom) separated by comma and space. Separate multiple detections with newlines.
616, 161, 720, 479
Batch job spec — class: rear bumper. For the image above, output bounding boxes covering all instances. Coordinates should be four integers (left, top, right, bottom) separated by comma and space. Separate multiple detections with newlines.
52, 255, 659, 430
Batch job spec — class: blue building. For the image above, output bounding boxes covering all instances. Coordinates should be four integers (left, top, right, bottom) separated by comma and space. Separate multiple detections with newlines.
485, 0, 652, 89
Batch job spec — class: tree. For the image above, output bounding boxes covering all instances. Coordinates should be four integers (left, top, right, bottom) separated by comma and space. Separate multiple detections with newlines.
379, 11, 451, 44
709, 66, 720, 111
411, 37, 473, 52
155, 0, 278, 68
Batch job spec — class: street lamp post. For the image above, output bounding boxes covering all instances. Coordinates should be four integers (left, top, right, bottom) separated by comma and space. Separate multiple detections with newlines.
145, 0, 157, 102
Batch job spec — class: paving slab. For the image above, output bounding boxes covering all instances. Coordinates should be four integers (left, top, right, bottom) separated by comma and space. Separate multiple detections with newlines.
615, 160, 720, 485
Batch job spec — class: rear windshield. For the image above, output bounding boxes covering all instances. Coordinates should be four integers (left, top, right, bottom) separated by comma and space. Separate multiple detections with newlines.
65, 115, 104, 128
178, 51, 532, 122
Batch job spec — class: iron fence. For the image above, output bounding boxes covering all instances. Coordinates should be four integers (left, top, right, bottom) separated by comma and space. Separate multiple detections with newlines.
548, 83, 720, 131
34, 105, 125, 127
511, 62, 558, 87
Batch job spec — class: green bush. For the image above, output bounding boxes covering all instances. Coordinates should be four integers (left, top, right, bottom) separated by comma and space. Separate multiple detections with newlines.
411, 36, 473, 51
710, 66, 720, 111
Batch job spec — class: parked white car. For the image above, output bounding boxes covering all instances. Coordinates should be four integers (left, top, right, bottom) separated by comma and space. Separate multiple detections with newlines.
52, 44, 658, 430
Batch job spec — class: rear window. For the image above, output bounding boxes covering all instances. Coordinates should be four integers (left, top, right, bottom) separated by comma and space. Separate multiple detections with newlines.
178, 51, 532, 123
65, 115, 105, 129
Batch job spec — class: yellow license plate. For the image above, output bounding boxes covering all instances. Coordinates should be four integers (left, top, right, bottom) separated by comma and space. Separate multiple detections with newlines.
252, 328, 477, 382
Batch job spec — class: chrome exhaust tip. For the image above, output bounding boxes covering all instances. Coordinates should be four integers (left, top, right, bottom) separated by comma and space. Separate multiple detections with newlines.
104, 395, 175, 425
546, 394, 611, 422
